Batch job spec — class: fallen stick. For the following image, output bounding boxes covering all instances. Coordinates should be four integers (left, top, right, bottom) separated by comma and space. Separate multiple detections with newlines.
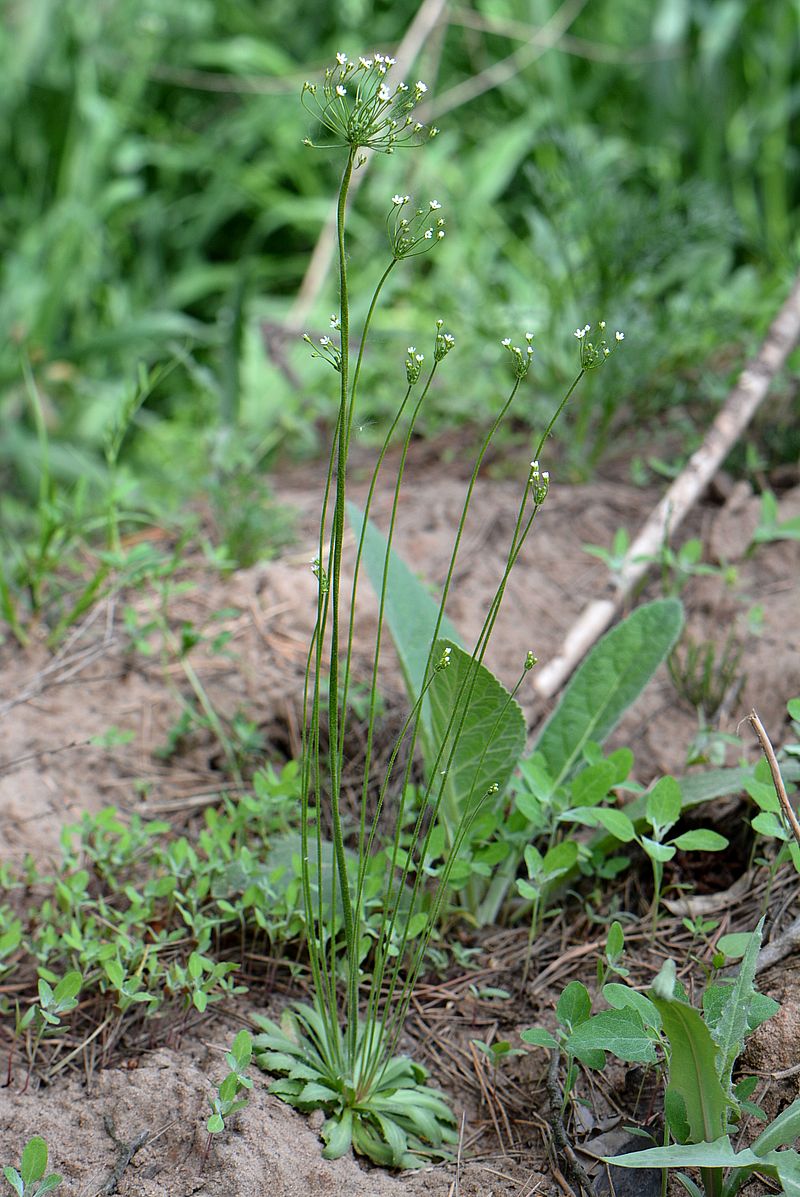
534, 270, 800, 699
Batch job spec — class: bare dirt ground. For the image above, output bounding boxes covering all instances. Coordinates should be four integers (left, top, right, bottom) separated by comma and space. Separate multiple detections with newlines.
1, 464, 799, 1196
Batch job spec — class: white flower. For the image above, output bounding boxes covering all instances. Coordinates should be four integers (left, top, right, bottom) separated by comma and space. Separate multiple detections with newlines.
424, 229, 433, 239
416, 80, 428, 93
542, 471, 549, 481
501, 337, 511, 347
599, 320, 606, 330
378, 84, 391, 102
615, 330, 625, 341
358, 57, 372, 69
407, 346, 416, 353
429, 199, 441, 210
525, 331, 534, 341
437, 230, 445, 238
530, 460, 539, 470
385, 56, 396, 67
574, 328, 586, 339
415, 353, 424, 362
336, 52, 347, 66
335, 84, 346, 97
319, 336, 331, 346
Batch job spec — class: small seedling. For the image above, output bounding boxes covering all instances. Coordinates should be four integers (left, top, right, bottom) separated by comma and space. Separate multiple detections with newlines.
205, 1030, 253, 1160
582, 526, 631, 584
15, 971, 82, 1089
599, 922, 800, 1197
565, 774, 728, 933
3, 1136, 62, 1196
751, 490, 800, 545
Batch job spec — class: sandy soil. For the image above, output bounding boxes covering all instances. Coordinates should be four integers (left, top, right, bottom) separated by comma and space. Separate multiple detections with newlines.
1, 466, 799, 1196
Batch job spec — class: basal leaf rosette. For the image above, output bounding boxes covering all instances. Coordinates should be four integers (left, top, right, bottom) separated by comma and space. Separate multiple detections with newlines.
253, 1006, 457, 1167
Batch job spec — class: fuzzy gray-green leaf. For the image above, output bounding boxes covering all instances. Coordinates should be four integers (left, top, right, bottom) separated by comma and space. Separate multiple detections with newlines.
533, 599, 683, 787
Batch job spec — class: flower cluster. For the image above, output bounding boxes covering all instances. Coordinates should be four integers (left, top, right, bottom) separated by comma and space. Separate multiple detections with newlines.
303, 314, 343, 372
301, 52, 437, 153
501, 331, 534, 380
405, 345, 425, 385
573, 321, 624, 371
388, 195, 445, 259
436, 644, 452, 672
310, 555, 329, 594
528, 459, 550, 505
433, 319, 455, 362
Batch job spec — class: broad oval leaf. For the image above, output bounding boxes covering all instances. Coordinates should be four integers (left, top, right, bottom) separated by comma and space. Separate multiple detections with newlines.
520, 1026, 558, 1049
567, 1008, 658, 1067
556, 980, 592, 1029
671, 829, 728, 852
20, 1138, 48, 1186
602, 983, 661, 1030
533, 599, 683, 787
646, 776, 682, 832
427, 639, 526, 834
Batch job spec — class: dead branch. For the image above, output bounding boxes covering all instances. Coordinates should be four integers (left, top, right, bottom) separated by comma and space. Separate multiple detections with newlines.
534, 270, 800, 699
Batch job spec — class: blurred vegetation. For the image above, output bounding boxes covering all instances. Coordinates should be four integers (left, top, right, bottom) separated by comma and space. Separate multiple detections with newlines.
1, 0, 799, 580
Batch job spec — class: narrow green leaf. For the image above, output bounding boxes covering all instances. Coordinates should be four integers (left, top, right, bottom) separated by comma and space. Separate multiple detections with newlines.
753, 1097, 800, 1155
711, 917, 764, 1089
321, 1110, 354, 1160
533, 599, 683, 787
671, 830, 728, 851
36, 1175, 63, 1195
2, 1168, 23, 1197
650, 990, 728, 1144
605, 1135, 752, 1169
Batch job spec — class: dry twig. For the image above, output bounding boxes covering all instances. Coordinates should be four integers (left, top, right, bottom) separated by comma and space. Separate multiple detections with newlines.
535, 270, 800, 698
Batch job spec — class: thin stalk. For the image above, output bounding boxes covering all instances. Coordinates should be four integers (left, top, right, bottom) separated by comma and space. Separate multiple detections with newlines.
368, 665, 533, 1087
359, 369, 587, 1081
347, 365, 437, 905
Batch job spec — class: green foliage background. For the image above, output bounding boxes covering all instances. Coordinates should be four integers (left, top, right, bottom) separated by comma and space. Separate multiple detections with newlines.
2, 0, 799, 529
